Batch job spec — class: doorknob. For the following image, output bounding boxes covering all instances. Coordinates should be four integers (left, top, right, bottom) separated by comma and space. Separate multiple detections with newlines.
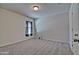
78, 39, 79, 43
74, 39, 79, 43
74, 39, 78, 42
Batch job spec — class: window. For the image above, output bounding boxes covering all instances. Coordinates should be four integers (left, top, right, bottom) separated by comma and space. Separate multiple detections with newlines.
25, 21, 32, 37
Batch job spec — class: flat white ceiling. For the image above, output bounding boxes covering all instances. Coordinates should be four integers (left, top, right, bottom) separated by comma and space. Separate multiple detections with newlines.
0, 3, 71, 18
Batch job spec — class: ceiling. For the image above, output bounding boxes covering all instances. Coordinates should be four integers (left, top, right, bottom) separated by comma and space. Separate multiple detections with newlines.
0, 3, 71, 18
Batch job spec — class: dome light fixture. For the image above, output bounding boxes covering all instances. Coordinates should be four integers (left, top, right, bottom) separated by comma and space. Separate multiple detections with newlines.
33, 6, 39, 11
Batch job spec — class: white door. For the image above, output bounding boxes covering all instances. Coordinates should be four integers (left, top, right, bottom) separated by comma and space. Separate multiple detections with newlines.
69, 3, 79, 55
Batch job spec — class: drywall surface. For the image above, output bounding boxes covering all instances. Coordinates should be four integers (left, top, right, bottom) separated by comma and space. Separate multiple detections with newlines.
36, 12, 69, 43
0, 8, 30, 47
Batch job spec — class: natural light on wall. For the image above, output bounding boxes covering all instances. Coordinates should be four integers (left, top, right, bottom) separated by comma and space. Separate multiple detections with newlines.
28, 22, 31, 35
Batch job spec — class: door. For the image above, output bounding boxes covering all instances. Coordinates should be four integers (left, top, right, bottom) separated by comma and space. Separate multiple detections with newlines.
69, 3, 79, 55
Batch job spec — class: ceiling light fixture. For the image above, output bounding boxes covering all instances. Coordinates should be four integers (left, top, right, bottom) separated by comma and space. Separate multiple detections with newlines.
33, 6, 39, 11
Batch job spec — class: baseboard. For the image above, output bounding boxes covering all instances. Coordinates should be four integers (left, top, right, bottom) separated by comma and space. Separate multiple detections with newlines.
0, 37, 34, 48
38, 38, 69, 44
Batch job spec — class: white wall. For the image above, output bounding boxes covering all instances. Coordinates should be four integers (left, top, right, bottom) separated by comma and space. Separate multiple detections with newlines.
36, 12, 69, 43
0, 8, 33, 47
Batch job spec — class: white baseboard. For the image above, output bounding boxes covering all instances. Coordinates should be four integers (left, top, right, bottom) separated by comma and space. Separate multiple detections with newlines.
0, 37, 34, 48
0, 39, 28, 48
0, 37, 69, 48
38, 38, 69, 44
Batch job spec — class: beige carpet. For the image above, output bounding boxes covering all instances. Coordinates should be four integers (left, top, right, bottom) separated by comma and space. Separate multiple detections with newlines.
0, 39, 73, 55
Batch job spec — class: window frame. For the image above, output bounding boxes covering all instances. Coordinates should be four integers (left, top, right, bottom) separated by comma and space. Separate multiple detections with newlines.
25, 21, 33, 37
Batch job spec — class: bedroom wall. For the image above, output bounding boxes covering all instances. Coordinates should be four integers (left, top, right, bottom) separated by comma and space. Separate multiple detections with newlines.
36, 11, 69, 43
0, 8, 33, 47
